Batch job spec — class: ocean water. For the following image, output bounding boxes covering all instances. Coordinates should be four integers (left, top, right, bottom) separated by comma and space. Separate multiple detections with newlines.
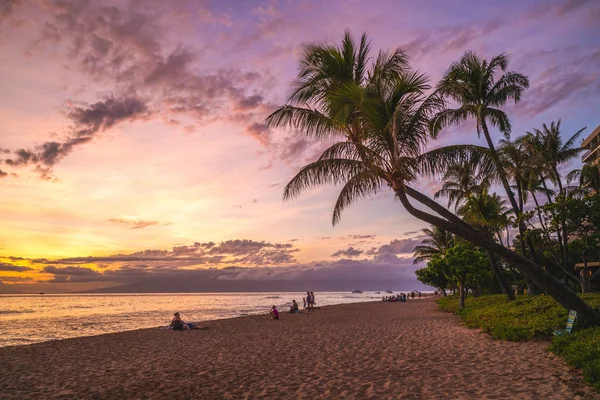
0, 291, 391, 348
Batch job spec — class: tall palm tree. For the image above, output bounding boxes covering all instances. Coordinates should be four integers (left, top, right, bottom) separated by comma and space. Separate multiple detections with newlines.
519, 130, 568, 271
429, 52, 545, 271
457, 189, 515, 299
430, 52, 528, 216
413, 227, 454, 264
526, 121, 586, 274
266, 32, 600, 325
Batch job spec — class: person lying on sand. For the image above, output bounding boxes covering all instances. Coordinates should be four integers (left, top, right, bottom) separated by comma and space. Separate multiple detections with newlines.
290, 300, 299, 313
267, 305, 279, 320
170, 312, 208, 331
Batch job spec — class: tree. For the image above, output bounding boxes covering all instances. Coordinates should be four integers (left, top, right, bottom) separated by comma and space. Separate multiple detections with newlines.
498, 137, 529, 213
444, 244, 491, 309
413, 227, 454, 264
532, 194, 600, 293
415, 262, 450, 296
266, 32, 600, 325
457, 189, 515, 299
424, 244, 491, 309
527, 120, 585, 196
434, 161, 492, 210
567, 163, 600, 196
430, 52, 529, 221
524, 121, 586, 277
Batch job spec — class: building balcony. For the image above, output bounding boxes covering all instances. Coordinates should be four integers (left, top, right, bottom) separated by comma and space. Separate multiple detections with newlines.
582, 125, 600, 148
582, 140, 600, 163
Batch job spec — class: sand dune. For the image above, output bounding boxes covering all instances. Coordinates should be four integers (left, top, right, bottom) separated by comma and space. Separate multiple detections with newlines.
0, 298, 597, 399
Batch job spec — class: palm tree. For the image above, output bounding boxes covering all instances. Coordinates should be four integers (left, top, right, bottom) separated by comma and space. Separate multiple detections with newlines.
528, 120, 585, 196
266, 32, 600, 325
430, 52, 528, 215
434, 161, 492, 210
429, 52, 545, 270
413, 227, 454, 264
567, 163, 600, 195
527, 121, 586, 275
267, 30, 480, 229
498, 138, 529, 212
457, 189, 515, 299
519, 131, 569, 275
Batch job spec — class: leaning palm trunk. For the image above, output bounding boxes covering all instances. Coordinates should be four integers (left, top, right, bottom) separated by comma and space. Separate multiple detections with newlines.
394, 185, 600, 326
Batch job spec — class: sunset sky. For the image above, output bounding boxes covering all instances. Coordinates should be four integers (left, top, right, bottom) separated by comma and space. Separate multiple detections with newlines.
1, 0, 599, 293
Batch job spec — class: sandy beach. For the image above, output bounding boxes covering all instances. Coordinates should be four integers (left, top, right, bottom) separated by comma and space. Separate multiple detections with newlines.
0, 298, 597, 399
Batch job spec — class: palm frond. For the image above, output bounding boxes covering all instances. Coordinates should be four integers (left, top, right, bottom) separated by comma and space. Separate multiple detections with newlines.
429, 107, 470, 137
332, 170, 386, 225
265, 105, 343, 141
417, 144, 493, 177
485, 107, 512, 137
283, 158, 366, 201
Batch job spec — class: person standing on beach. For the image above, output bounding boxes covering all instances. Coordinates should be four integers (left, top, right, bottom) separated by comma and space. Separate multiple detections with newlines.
303, 297, 307, 309
306, 291, 312, 310
310, 291, 316, 308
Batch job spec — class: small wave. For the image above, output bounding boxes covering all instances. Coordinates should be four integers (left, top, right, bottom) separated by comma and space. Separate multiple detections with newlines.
70, 305, 93, 309
264, 296, 281, 299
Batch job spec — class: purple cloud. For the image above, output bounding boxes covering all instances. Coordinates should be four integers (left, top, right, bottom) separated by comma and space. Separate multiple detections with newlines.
0, 1, 273, 177
367, 238, 424, 256
0, 263, 32, 272
331, 247, 363, 258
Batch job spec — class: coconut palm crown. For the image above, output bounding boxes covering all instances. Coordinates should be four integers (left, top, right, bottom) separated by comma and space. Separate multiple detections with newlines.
413, 227, 455, 264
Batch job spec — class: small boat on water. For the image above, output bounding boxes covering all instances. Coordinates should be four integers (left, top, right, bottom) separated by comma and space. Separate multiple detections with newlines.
351, 290, 363, 294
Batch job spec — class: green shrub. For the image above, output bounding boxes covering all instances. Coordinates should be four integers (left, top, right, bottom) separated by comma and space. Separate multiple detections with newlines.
436, 294, 572, 340
549, 327, 600, 391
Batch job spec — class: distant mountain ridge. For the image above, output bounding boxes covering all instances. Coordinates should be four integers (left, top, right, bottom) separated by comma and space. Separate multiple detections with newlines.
79, 277, 428, 293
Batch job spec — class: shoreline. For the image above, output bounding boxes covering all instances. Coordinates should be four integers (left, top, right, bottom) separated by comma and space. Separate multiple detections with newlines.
1, 300, 379, 350
2, 299, 597, 399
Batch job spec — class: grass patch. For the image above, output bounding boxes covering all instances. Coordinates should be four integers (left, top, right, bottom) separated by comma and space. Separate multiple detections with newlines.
438, 293, 600, 390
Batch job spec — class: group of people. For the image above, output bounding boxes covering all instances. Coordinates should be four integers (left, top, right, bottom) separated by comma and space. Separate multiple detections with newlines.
170, 291, 322, 328
303, 291, 316, 310
268, 291, 318, 320
382, 291, 422, 302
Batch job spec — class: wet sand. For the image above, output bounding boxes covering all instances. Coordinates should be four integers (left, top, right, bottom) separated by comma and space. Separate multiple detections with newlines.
0, 298, 597, 399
